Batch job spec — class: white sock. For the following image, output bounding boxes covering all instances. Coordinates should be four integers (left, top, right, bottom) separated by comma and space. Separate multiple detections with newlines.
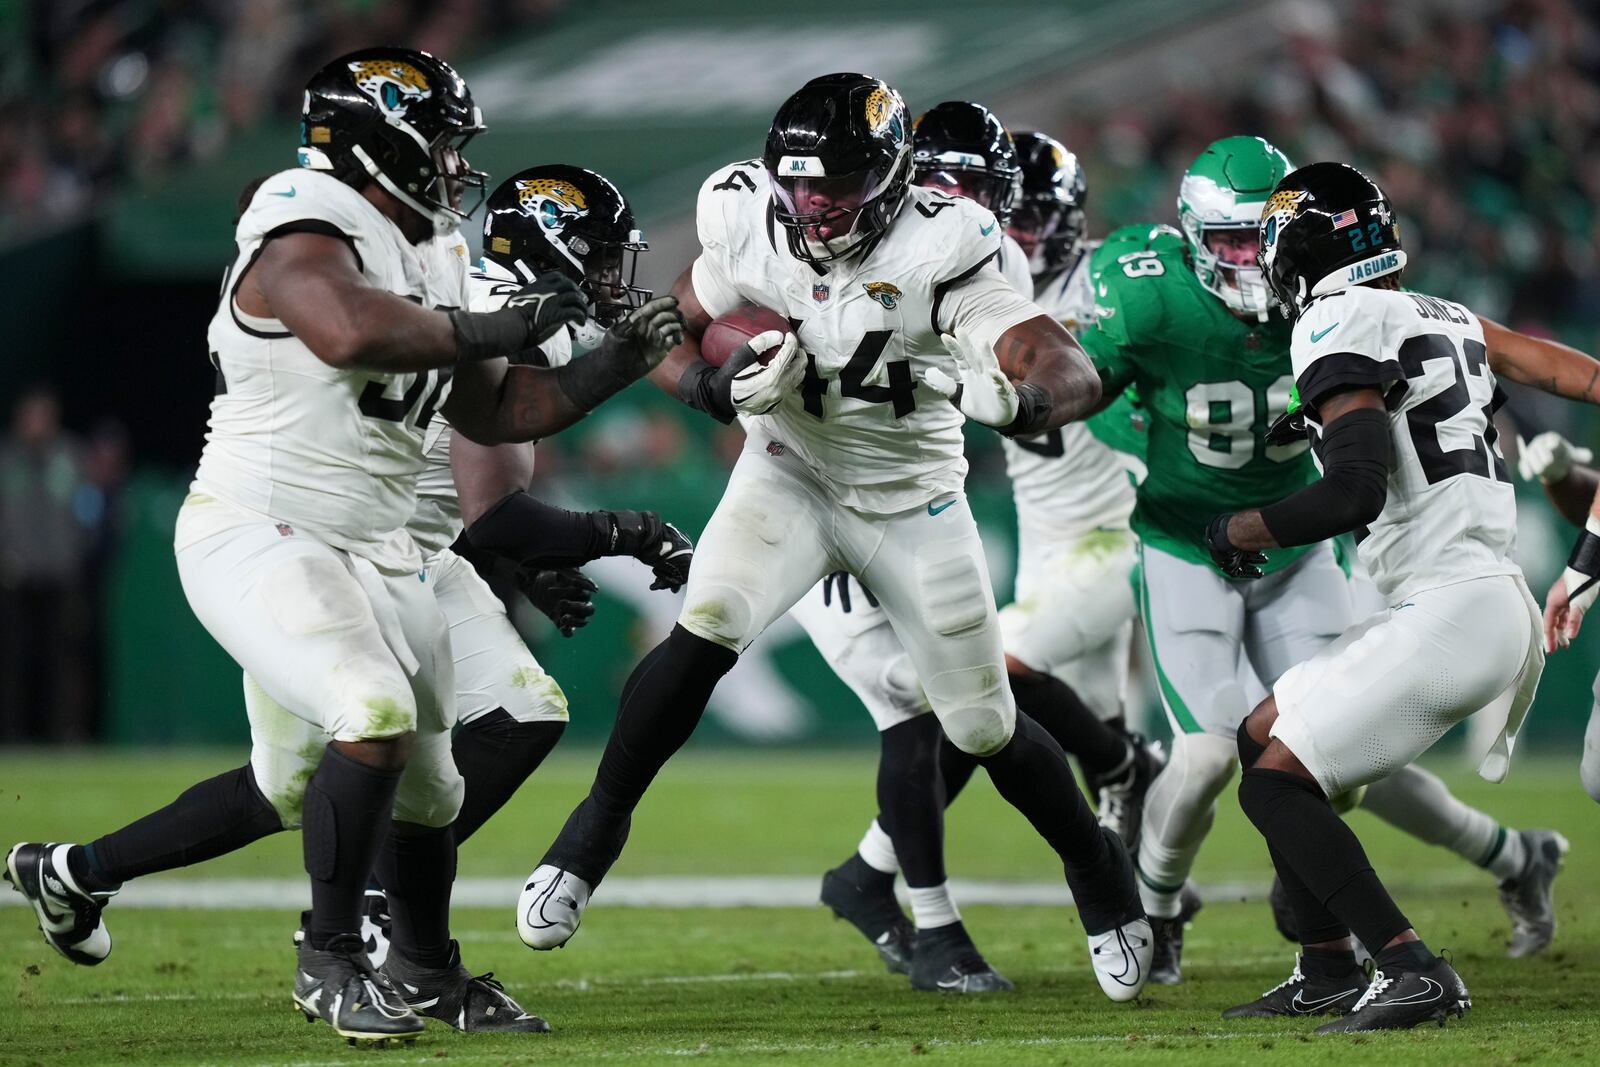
906, 882, 961, 930
1135, 732, 1236, 919
1361, 765, 1518, 875
857, 819, 900, 875
1486, 828, 1527, 882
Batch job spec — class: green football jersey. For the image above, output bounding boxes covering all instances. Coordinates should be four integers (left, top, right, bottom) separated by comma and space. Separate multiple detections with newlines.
1079, 223, 1315, 573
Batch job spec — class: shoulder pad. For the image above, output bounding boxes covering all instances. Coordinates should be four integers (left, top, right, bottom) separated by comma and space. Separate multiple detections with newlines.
998, 233, 1034, 294
467, 270, 525, 313
900, 187, 1002, 283
237, 169, 384, 248
696, 159, 770, 255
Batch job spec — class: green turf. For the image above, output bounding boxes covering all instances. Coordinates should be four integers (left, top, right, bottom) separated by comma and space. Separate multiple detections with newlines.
2, 748, 1596, 1065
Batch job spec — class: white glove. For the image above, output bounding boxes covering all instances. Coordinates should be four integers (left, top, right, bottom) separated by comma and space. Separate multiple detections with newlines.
1516, 431, 1592, 484
729, 330, 805, 416
921, 328, 1018, 429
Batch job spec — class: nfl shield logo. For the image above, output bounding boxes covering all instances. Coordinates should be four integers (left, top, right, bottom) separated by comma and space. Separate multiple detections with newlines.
812, 282, 830, 303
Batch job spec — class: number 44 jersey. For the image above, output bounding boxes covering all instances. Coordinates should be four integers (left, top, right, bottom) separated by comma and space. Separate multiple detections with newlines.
1292, 286, 1518, 603
691, 159, 1043, 515
188, 168, 468, 574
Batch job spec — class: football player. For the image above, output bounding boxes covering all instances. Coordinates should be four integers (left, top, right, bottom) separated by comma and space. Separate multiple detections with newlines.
4, 49, 682, 1042
800, 112, 1157, 991
1083, 135, 1563, 983
518, 73, 1154, 1004
1213, 160, 1598, 1031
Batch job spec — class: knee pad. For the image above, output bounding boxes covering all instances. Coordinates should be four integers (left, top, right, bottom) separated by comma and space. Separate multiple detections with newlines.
500, 663, 570, 725
679, 585, 757, 651
392, 742, 465, 829
926, 664, 1014, 756
1168, 731, 1240, 795
915, 543, 989, 637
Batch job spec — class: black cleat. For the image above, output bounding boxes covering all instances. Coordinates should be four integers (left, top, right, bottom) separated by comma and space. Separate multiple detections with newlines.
1090, 734, 1164, 852
294, 933, 424, 1042
5, 842, 116, 966
1499, 829, 1568, 958
383, 940, 550, 1033
1222, 954, 1367, 1019
1314, 954, 1470, 1033
908, 921, 1013, 993
820, 856, 915, 975
1148, 881, 1202, 985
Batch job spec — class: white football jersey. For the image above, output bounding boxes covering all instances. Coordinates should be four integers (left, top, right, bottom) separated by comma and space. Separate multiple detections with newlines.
408, 266, 574, 559
1292, 286, 1520, 602
997, 234, 1033, 295
692, 160, 1042, 515
187, 169, 469, 573
999, 243, 1135, 542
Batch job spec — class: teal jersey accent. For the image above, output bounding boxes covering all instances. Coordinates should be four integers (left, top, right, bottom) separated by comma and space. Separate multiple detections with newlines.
1079, 223, 1316, 573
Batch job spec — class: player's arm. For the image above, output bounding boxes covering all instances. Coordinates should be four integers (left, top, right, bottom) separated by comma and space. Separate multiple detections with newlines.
1515, 429, 1600, 526
1205, 387, 1390, 577
1481, 316, 1600, 403
243, 231, 586, 372
1076, 326, 1137, 416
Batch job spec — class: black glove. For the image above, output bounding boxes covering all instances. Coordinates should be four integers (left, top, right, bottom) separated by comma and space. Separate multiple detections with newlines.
450, 271, 588, 362
554, 296, 685, 412
1264, 407, 1308, 447
603, 509, 695, 591
1204, 513, 1267, 580
678, 339, 769, 424
519, 567, 597, 637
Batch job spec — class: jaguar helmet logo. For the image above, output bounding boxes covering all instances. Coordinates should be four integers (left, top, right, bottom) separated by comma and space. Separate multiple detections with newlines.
864, 84, 903, 140
863, 281, 902, 309
1259, 187, 1307, 251
348, 59, 432, 116
515, 178, 590, 235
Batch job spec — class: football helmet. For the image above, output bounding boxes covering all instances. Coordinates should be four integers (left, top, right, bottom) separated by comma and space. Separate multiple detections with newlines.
1008, 132, 1088, 278
1258, 161, 1405, 318
299, 47, 487, 236
1177, 136, 1292, 320
764, 73, 913, 265
911, 101, 1021, 221
483, 164, 651, 343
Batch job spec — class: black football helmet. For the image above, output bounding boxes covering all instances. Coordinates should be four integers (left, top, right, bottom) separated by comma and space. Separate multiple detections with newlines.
298, 47, 487, 235
911, 101, 1021, 222
483, 164, 650, 331
764, 73, 913, 265
1257, 161, 1405, 318
1007, 132, 1088, 278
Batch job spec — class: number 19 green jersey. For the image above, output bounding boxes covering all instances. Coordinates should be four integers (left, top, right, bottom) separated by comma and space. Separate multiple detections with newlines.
1078, 223, 1315, 573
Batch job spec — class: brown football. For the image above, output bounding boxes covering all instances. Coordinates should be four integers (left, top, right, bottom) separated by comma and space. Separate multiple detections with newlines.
700, 305, 793, 367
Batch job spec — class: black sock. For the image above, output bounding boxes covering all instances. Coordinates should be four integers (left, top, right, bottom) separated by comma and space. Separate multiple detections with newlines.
1268, 842, 1350, 945
978, 713, 1131, 928
872, 715, 946, 888
1375, 938, 1435, 973
1238, 768, 1412, 955
542, 625, 736, 882
303, 745, 403, 950
71, 765, 284, 891
936, 739, 980, 805
1301, 944, 1361, 978
373, 821, 456, 968
451, 710, 565, 846
1010, 671, 1128, 776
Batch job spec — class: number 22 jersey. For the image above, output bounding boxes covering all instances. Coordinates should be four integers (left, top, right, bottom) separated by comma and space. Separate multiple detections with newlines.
1291, 286, 1519, 603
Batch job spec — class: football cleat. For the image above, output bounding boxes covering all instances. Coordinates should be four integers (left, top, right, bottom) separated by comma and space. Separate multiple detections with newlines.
1498, 829, 1569, 958
1222, 954, 1367, 1019
819, 857, 915, 975
293, 889, 392, 967
5, 842, 116, 966
1079, 826, 1152, 1002
1090, 734, 1164, 851
908, 921, 1013, 994
1313, 954, 1470, 1034
293, 933, 423, 1043
517, 865, 590, 950
383, 940, 549, 1033
1149, 881, 1203, 985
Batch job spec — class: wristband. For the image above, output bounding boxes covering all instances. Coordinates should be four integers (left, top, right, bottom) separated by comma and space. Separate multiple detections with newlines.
1563, 514, 1600, 600
449, 308, 530, 364
999, 382, 1053, 438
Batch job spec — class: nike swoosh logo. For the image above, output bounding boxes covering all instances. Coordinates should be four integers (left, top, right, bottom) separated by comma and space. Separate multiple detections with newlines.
927, 499, 957, 516
979, 222, 996, 236
270, 186, 297, 198
1292, 987, 1361, 1012
410, 996, 441, 1009
1310, 322, 1339, 342
937, 976, 967, 990
1373, 977, 1445, 1006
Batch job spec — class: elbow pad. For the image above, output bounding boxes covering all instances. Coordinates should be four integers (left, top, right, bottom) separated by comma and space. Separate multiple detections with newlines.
464, 490, 610, 569
1259, 408, 1391, 547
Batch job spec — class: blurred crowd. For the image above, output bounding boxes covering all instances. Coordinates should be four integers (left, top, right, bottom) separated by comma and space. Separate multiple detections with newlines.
1066, 0, 1600, 342
0, 0, 566, 242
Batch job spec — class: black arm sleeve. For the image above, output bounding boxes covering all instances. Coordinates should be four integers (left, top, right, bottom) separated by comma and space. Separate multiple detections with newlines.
463, 490, 611, 569
1258, 408, 1391, 548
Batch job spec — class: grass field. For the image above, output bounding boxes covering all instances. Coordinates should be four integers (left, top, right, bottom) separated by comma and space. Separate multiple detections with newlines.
2, 747, 1596, 1066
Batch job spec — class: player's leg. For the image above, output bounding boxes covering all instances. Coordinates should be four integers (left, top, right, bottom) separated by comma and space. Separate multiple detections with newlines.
1238, 575, 1541, 1032
858, 496, 1148, 1002
521, 446, 835, 950
1585, 674, 1600, 804
1131, 542, 1247, 982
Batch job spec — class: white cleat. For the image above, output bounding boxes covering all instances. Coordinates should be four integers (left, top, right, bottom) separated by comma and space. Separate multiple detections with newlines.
517, 865, 591, 950
1088, 917, 1152, 1002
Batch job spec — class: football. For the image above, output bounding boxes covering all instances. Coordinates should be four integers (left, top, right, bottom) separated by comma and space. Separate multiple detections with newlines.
700, 304, 792, 367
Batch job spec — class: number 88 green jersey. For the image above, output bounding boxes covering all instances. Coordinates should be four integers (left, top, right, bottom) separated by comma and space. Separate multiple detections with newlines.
1079, 223, 1315, 574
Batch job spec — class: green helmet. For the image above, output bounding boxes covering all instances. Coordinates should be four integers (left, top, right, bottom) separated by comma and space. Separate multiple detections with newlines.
1176, 135, 1292, 321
